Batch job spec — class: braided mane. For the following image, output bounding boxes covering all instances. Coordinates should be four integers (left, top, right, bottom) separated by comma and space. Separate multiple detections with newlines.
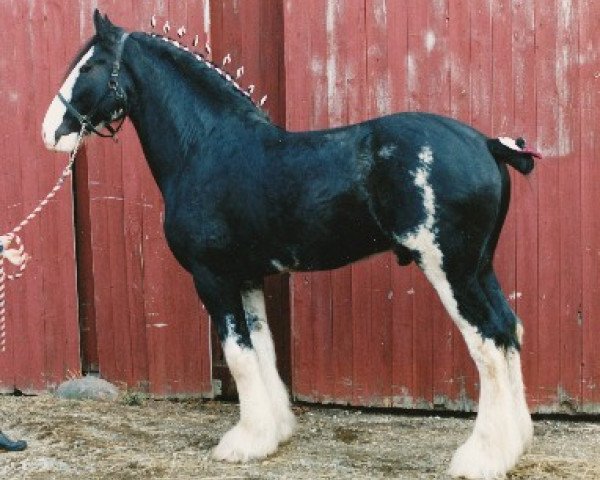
140, 32, 269, 121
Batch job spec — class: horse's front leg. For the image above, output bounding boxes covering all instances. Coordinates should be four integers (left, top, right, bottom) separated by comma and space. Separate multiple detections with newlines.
242, 288, 296, 443
193, 268, 279, 462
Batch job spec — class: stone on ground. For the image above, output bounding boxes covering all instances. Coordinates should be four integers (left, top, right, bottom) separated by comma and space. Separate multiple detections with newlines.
55, 376, 119, 401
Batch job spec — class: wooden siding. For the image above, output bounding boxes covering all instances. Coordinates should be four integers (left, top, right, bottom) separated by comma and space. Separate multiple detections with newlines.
2, 0, 599, 412
285, 0, 600, 413
0, 0, 81, 393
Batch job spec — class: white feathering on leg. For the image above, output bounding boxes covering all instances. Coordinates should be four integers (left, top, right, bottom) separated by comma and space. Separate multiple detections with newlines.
213, 324, 279, 462
242, 290, 296, 443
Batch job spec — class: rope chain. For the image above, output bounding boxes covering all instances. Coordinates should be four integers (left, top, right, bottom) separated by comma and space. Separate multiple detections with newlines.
0, 126, 86, 353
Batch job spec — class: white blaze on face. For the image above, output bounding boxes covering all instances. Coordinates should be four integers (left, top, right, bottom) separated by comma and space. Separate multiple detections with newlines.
42, 47, 95, 152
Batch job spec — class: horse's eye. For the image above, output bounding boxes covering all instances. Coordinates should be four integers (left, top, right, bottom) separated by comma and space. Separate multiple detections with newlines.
80, 64, 92, 74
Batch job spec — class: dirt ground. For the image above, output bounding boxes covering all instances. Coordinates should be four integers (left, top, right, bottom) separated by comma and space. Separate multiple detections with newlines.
0, 395, 599, 479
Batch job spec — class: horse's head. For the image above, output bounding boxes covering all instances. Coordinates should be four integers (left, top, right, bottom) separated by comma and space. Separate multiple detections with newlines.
42, 10, 130, 152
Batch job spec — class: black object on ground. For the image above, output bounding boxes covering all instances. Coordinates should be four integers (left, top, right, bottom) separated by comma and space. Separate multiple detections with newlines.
0, 431, 27, 451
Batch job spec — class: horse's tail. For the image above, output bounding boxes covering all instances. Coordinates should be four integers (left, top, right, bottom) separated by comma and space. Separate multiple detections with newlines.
486, 137, 541, 175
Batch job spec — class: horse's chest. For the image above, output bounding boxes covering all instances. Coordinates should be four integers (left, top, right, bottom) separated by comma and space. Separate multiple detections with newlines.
162, 203, 232, 266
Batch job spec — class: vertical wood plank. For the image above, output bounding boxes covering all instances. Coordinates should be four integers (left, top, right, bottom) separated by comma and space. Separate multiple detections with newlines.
556, 0, 583, 410
534, 0, 562, 407
580, 0, 600, 411
512, 0, 540, 409
0, 0, 80, 392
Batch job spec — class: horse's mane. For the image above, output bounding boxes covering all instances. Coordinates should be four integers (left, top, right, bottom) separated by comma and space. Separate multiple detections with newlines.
132, 32, 270, 122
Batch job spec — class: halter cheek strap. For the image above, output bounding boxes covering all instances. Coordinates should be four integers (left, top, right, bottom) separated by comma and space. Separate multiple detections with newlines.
58, 32, 129, 140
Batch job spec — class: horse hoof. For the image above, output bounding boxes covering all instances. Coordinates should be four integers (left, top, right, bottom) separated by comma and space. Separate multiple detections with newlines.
212, 423, 278, 463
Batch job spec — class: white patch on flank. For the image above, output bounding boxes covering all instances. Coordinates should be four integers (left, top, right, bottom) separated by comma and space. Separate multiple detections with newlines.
425, 30, 436, 53
378, 144, 397, 159
213, 315, 278, 462
42, 47, 95, 152
395, 146, 526, 479
242, 290, 296, 443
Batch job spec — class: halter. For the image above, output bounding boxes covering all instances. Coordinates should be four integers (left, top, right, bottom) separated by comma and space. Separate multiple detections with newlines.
58, 32, 129, 140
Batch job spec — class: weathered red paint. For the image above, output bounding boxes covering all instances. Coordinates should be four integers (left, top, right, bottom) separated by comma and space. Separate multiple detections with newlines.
285, 0, 600, 413
2, 1, 599, 412
0, 0, 81, 393
580, 0, 600, 411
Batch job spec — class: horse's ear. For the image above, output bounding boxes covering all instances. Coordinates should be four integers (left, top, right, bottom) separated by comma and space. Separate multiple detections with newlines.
93, 9, 118, 39
93, 9, 106, 34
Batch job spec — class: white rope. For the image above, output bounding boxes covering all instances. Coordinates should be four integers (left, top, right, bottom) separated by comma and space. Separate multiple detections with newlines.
0, 126, 85, 353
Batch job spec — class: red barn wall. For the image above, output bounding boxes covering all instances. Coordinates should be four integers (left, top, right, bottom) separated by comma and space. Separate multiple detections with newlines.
0, 0, 81, 393
284, 0, 600, 413
1, 1, 599, 412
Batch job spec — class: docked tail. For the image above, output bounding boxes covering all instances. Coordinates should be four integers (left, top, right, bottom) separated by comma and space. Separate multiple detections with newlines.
486, 137, 541, 175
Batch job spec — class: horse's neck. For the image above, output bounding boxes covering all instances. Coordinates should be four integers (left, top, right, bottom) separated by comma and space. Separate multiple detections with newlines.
124, 35, 273, 193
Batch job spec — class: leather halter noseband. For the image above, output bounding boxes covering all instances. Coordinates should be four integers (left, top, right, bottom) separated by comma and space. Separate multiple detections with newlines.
58, 32, 129, 139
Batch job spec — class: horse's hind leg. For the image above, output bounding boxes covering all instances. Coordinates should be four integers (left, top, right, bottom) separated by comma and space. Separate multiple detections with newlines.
478, 162, 532, 451
479, 269, 533, 450
396, 231, 525, 479
242, 288, 296, 443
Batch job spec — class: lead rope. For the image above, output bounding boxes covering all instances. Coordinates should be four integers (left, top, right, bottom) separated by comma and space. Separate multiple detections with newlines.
0, 125, 86, 353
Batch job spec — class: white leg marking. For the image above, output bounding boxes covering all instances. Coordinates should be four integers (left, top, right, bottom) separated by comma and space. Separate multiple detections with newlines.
42, 47, 95, 152
448, 338, 523, 480
242, 290, 296, 443
395, 146, 526, 479
213, 320, 278, 462
507, 334, 534, 449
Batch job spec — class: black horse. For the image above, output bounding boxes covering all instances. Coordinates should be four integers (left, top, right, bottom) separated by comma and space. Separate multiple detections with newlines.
42, 11, 540, 479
